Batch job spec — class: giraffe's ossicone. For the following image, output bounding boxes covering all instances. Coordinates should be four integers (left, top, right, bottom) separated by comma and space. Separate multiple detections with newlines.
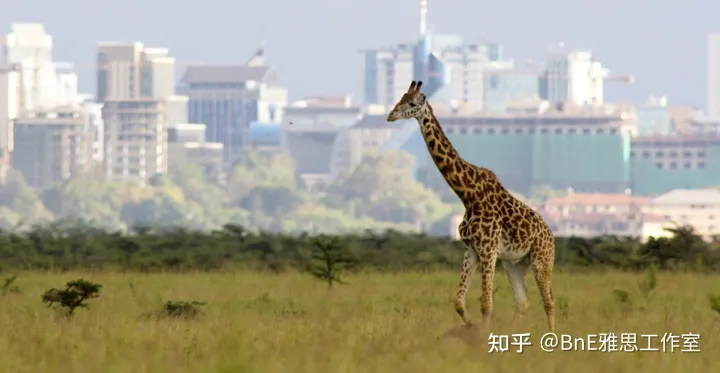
386, 81, 556, 332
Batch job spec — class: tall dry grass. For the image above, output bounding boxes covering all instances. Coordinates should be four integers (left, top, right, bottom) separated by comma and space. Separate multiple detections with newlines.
0, 270, 716, 372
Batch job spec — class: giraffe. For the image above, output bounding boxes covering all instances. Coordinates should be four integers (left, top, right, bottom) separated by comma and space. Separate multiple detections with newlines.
386, 81, 556, 332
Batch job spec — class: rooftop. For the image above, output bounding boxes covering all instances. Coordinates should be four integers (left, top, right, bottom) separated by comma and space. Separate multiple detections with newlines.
171, 123, 206, 131
546, 193, 652, 206
652, 188, 720, 206
180, 65, 270, 84
182, 142, 223, 150
632, 134, 720, 145
292, 95, 353, 108
351, 115, 395, 130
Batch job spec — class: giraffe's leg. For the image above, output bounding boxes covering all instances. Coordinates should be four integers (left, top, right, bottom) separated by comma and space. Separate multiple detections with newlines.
531, 244, 555, 331
454, 249, 478, 326
478, 247, 498, 331
502, 257, 530, 328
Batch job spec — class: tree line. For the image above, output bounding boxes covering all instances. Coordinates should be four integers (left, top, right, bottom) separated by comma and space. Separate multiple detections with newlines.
0, 220, 716, 272
0, 149, 569, 237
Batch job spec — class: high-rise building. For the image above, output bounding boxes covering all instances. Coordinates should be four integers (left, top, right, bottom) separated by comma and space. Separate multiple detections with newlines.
361, 34, 492, 111
101, 98, 168, 185
12, 107, 93, 188
178, 45, 287, 167
360, 1, 498, 112
0, 23, 58, 112
140, 47, 175, 99
707, 33, 720, 118
0, 65, 20, 183
361, 43, 414, 108
96, 42, 143, 102
77, 94, 104, 162
54, 62, 79, 106
0, 65, 20, 155
537, 46, 635, 107
96, 42, 175, 102
539, 49, 608, 106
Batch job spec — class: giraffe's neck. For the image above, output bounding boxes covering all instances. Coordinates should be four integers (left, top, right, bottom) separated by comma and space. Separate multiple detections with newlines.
415, 105, 471, 198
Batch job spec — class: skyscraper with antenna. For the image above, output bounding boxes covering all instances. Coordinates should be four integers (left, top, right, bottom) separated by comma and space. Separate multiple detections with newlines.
361, 0, 492, 111
360, 0, 500, 177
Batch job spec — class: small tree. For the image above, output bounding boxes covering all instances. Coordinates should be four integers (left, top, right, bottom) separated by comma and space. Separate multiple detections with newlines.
42, 279, 102, 317
305, 234, 357, 289
2, 275, 19, 295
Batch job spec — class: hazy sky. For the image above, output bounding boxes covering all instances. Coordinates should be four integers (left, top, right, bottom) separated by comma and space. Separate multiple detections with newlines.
2, 0, 715, 108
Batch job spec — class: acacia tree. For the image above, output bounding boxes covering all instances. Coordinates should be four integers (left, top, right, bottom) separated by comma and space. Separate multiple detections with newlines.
305, 234, 357, 289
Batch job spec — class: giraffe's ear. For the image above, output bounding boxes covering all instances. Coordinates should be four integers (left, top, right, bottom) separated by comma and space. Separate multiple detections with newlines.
407, 81, 417, 92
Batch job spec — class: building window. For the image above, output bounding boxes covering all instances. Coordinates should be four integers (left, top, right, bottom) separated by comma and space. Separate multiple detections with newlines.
596, 128, 604, 134
487, 128, 495, 135
459, 128, 467, 134
642, 151, 650, 158
540, 128, 548, 134
656, 162, 663, 169
473, 127, 482, 134
630, 151, 636, 158
684, 162, 692, 168
669, 162, 677, 169
501, 128, 509, 134
609, 128, 617, 135
698, 151, 706, 157
583, 128, 591, 134
568, 128, 577, 134
656, 151, 664, 158
683, 151, 692, 157
698, 162, 706, 169
669, 151, 677, 158
515, 128, 523, 134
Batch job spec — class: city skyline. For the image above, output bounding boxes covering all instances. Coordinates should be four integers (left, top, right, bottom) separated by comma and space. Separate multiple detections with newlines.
0, 0, 716, 108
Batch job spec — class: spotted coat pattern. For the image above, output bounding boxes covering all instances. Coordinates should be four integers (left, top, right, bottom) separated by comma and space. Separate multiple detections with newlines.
386, 81, 556, 332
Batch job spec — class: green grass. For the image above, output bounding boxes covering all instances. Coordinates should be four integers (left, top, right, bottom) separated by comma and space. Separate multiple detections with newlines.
0, 270, 717, 372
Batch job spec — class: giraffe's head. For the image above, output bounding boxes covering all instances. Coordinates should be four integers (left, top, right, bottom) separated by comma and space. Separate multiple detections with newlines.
386, 81, 427, 122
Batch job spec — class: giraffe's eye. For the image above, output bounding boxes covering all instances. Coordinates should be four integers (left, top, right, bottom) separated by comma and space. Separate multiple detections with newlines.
408, 103, 416, 107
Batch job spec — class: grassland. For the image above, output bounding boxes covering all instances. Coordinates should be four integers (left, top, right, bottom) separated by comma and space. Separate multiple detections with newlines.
0, 270, 717, 373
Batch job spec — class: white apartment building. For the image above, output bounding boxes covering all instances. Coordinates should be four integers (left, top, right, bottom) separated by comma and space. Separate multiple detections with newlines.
649, 188, 720, 239
102, 98, 168, 185
541, 49, 609, 106
0, 23, 55, 111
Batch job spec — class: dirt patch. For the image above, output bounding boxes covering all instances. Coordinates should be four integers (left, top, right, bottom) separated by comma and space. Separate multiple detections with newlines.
440, 323, 484, 347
